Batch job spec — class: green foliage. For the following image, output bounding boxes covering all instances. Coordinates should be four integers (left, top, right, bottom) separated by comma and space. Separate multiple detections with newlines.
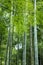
0, 0, 43, 65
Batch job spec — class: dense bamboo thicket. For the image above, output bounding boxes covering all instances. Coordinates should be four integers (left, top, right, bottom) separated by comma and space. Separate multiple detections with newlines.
0, 0, 43, 65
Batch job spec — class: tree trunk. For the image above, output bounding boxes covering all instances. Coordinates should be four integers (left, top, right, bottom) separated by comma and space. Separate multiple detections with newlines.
9, 0, 14, 65
23, 32, 26, 65
5, 0, 14, 65
34, 0, 39, 65
5, 27, 10, 65
30, 26, 34, 65
23, 0, 28, 65
0, 34, 2, 65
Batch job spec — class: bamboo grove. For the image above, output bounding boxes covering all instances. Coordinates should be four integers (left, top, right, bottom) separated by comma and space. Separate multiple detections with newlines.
0, 0, 43, 65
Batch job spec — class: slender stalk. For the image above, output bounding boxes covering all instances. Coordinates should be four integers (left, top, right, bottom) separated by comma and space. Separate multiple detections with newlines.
23, 0, 28, 65
0, 34, 2, 65
30, 26, 34, 65
5, 27, 9, 65
23, 32, 26, 65
9, 0, 13, 65
34, 0, 39, 65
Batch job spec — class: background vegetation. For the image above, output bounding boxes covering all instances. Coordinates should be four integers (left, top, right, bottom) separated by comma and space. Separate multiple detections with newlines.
0, 0, 43, 65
